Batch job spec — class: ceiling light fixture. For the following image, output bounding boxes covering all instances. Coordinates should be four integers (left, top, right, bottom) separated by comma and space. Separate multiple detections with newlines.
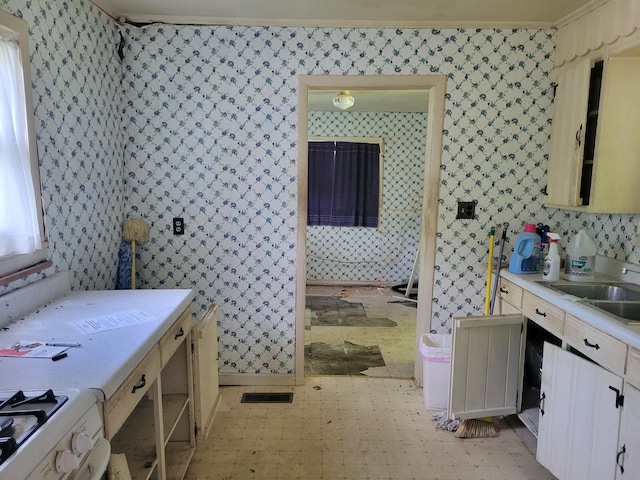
332, 91, 355, 110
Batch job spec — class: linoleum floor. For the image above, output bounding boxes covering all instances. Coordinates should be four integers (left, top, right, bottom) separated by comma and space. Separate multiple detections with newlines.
185, 377, 556, 480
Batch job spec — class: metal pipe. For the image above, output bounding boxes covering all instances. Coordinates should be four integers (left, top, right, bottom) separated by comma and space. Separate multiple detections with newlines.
622, 267, 640, 275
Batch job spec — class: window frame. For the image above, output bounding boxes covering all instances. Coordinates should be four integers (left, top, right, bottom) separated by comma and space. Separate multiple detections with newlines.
0, 10, 48, 280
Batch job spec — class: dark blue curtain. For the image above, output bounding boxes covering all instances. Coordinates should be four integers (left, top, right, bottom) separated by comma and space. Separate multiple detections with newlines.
307, 142, 336, 226
307, 141, 380, 227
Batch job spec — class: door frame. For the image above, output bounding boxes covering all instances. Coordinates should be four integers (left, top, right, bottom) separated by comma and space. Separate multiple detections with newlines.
295, 75, 447, 385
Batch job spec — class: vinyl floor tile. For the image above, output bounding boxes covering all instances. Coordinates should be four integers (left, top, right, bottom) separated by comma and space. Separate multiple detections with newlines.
185, 377, 557, 480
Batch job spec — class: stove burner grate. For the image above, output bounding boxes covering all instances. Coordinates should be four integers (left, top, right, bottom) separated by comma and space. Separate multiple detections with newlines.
0, 390, 69, 466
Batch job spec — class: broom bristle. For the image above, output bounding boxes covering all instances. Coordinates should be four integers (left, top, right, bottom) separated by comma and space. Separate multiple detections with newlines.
122, 218, 150, 244
454, 418, 498, 438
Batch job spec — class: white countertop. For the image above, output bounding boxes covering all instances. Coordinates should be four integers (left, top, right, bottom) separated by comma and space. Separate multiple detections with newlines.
0, 286, 194, 400
500, 269, 640, 351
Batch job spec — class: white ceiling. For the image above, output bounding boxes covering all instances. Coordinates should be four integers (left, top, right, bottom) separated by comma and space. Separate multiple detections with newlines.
92, 0, 599, 29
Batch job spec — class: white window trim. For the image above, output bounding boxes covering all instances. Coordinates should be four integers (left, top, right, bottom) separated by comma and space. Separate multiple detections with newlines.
0, 11, 48, 279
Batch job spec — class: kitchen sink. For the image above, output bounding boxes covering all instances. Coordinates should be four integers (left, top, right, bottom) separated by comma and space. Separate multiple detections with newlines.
537, 281, 640, 302
535, 280, 640, 325
586, 301, 640, 324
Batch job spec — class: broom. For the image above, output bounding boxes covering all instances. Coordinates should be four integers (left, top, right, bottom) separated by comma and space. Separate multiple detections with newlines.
454, 417, 498, 438
122, 218, 150, 290
454, 226, 499, 439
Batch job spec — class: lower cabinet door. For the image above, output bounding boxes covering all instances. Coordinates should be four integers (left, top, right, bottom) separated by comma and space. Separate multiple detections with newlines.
617, 382, 640, 479
449, 314, 523, 419
537, 343, 622, 480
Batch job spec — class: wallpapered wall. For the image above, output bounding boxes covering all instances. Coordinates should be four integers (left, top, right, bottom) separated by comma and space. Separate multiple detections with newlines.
0, 0, 123, 296
306, 111, 427, 283
1, 0, 638, 375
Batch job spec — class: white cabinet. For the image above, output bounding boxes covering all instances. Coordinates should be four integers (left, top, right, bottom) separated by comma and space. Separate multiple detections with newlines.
537, 343, 622, 480
590, 56, 640, 213
192, 305, 221, 444
451, 279, 633, 480
109, 307, 196, 480
617, 382, 640, 478
617, 347, 640, 478
546, 58, 591, 208
546, 45, 640, 213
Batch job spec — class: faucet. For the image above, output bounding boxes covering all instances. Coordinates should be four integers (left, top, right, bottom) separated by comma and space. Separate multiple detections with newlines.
622, 267, 640, 275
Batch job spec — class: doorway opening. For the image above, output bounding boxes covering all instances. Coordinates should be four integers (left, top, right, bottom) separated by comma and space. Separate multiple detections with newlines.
295, 75, 447, 385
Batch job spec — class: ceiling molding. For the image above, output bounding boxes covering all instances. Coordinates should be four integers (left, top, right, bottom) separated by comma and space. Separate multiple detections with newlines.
92, 0, 595, 30
554, 0, 608, 28
115, 14, 559, 29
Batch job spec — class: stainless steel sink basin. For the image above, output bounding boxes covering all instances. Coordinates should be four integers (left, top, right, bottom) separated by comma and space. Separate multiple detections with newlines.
586, 301, 640, 324
537, 281, 640, 302
535, 281, 640, 325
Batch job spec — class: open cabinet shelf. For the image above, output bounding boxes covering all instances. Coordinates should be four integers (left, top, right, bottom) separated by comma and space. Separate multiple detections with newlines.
107, 308, 195, 480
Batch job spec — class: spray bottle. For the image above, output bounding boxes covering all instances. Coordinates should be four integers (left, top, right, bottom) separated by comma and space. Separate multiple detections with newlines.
542, 233, 561, 281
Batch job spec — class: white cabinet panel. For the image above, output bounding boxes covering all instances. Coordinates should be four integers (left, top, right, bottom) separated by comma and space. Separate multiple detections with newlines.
538, 343, 622, 480
546, 59, 591, 208
617, 383, 640, 479
193, 305, 221, 444
449, 314, 523, 420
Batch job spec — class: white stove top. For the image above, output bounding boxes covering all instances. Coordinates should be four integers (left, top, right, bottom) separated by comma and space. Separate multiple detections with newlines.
0, 388, 103, 479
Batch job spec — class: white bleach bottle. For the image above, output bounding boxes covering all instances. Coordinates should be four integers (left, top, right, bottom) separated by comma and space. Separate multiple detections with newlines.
542, 233, 561, 281
564, 229, 596, 282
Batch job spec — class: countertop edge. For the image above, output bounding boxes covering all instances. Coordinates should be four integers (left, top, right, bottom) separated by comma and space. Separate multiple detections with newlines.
500, 270, 640, 351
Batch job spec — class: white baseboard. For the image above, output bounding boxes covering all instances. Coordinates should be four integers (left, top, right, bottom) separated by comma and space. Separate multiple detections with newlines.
305, 280, 401, 287
218, 373, 296, 386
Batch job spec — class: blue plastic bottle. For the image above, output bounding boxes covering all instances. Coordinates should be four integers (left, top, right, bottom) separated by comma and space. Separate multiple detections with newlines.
509, 223, 542, 274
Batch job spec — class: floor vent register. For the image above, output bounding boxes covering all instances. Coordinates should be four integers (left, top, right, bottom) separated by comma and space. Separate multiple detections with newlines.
241, 392, 293, 403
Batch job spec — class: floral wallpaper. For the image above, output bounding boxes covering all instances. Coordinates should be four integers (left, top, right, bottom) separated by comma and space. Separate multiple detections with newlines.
0, 0, 123, 296
306, 111, 427, 283
0, 0, 637, 375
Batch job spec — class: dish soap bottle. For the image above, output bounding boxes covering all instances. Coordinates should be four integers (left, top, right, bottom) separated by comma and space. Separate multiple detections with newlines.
509, 223, 542, 274
542, 233, 561, 281
564, 229, 597, 282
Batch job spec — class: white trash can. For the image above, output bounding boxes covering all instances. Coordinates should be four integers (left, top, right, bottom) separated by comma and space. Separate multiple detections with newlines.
420, 333, 452, 410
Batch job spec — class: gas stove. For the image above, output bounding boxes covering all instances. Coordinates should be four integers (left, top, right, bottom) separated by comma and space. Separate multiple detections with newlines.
0, 389, 69, 463
0, 388, 110, 479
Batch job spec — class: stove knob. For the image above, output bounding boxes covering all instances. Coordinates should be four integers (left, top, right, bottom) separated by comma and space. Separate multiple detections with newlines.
56, 450, 80, 474
72, 432, 94, 453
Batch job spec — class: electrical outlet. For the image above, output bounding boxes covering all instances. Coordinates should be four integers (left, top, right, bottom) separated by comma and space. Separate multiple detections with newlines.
456, 201, 476, 220
173, 218, 184, 235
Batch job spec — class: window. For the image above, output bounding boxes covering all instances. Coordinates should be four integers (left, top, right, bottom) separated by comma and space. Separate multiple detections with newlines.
0, 11, 47, 278
307, 138, 382, 228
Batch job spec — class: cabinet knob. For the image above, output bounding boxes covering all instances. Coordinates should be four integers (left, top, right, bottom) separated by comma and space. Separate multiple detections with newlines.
535, 308, 547, 317
175, 327, 185, 340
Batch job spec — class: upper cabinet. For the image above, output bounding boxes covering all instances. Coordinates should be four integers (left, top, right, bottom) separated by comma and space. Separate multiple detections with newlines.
545, 0, 640, 213
545, 59, 592, 209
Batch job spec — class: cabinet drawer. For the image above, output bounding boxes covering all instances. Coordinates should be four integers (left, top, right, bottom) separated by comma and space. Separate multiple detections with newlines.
564, 314, 627, 375
159, 307, 191, 367
104, 345, 161, 439
627, 347, 640, 388
521, 291, 564, 337
499, 278, 523, 309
